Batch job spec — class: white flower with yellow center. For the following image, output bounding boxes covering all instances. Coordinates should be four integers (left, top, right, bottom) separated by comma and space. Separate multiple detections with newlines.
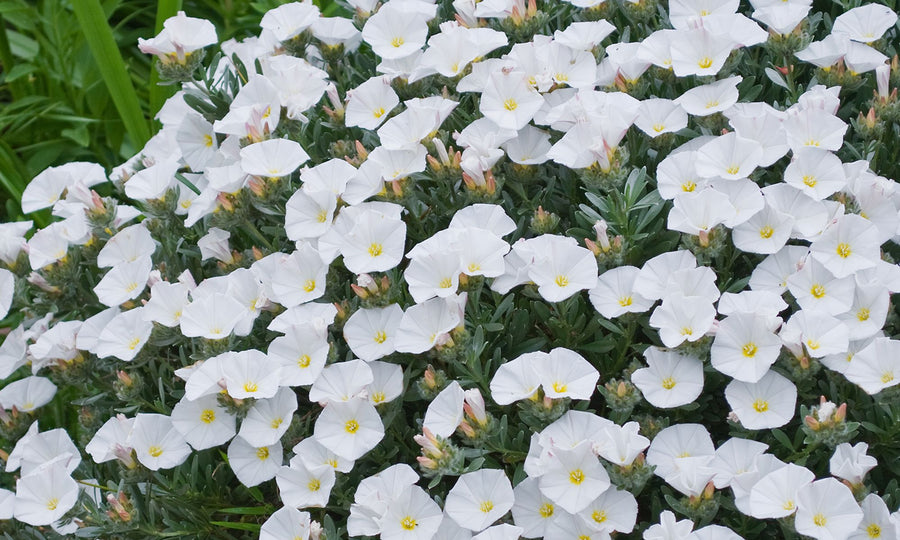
445, 469, 515, 532
313, 397, 385, 461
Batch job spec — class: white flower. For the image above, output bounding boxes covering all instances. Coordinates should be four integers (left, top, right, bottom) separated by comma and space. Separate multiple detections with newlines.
829, 442, 877, 485
632, 347, 704, 409
128, 413, 192, 471
313, 397, 385, 460
795, 478, 863, 540
13, 461, 78, 526
445, 469, 515, 532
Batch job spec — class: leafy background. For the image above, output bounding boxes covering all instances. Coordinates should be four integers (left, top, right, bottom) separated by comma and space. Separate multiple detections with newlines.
0, 0, 342, 225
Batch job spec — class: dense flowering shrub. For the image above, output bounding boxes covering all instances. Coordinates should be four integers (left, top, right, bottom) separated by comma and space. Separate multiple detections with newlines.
2, 0, 900, 538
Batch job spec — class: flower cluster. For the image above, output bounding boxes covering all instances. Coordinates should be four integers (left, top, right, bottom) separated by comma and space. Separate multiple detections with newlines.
1, 1, 900, 539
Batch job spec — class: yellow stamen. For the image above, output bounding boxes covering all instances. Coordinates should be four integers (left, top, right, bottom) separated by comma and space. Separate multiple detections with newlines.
479, 501, 494, 513
661, 377, 676, 390
503, 98, 518, 111
148, 446, 163, 458
345, 419, 359, 433
200, 409, 216, 424
810, 284, 826, 299
368, 243, 383, 257
742, 343, 758, 357
569, 469, 585, 484
257, 447, 270, 460
759, 226, 774, 239
836, 243, 852, 258
401, 516, 417, 530
555, 275, 569, 287
539, 503, 554, 518
752, 399, 769, 413
243, 381, 258, 393
303, 279, 316, 292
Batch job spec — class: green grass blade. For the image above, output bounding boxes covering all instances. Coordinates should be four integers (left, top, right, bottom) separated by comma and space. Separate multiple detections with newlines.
0, 140, 48, 227
149, 0, 183, 119
72, 0, 151, 149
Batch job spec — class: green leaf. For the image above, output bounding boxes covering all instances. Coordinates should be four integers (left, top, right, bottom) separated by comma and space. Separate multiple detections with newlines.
3, 62, 35, 82
216, 506, 273, 515
72, 0, 150, 148
209, 521, 262, 532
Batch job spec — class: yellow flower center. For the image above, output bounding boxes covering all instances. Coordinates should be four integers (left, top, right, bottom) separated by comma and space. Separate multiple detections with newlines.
467, 262, 481, 272
368, 243, 383, 257
661, 377, 676, 390
270, 418, 283, 429
479, 501, 494, 513
200, 409, 216, 424
682, 180, 697, 192
552, 382, 568, 393
592, 510, 607, 523
374, 330, 387, 344
401, 516, 417, 530
752, 399, 769, 413
680, 327, 693, 336
148, 446, 163, 458
503, 98, 518, 111
759, 226, 774, 239
805, 139, 821, 147
316, 210, 328, 223
653, 123, 666, 132
373, 107, 385, 119
308, 479, 321, 492
810, 284, 826, 299
243, 381, 258, 393
881, 372, 894, 383
128, 337, 141, 350
439, 277, 453, 289
555, 72, 569, 82
802, 175, 817, 187
783, 500, 795, 511
867, 523, 882, 538
303, 279, 316, 292
813, 513, 827, 527
298, 354, 311, 368
46, 498, 59, 511
857, 308, 870, 321
742, 343, 758, 357
345, 419, 359, 433
806, 339, 820, 350
391, 36, 404, 48
257, 447, 269, 460
726, 165, 740, 175
125, 282, 138, 293
569, 469, 585, 484
836, 243, 852, 258
698, 57, 713, 69
371, 391, 386, 404
539, 503, 555, 518
555, 275, 569, 287
705, 100, 719, 109
203, 134, 214, 148
618, 296, 633, 307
